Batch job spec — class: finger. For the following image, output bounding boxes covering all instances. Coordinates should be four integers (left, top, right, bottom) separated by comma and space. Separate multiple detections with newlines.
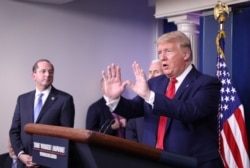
132, 62, 137, 76
111, 64, 117, 78
115, 65, 121, 79
140, 68, 146, 79
121, 81, 128, 90
107, 65, 112, 78
125, 80, 133, 89
137, 64, 145, 76
132, 61, 142, 76
102, 71, 108, 81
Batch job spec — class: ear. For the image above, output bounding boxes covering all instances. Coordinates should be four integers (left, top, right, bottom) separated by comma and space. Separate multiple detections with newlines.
183, 49, 191, 61
32, 72, 36, 80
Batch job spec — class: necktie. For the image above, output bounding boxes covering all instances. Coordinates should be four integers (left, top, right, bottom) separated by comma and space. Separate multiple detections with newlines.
156, 78, 177, 149
113, 114, 124, 138
34, 93, 44, 122
12, 159, 17, 168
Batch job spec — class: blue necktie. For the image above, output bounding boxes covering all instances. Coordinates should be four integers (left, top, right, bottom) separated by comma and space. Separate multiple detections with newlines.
12, 159, 17, 168
34, 93, 44, 122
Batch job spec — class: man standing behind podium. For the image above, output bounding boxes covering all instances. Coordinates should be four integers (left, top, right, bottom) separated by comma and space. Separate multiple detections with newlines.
101, 31, 224, 167
9, 59, 75, 168
86, 79, 127, 138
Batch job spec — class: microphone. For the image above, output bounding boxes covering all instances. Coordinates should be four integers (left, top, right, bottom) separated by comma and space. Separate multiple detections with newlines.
103, 119, 115, 134
98, 119, 111, 133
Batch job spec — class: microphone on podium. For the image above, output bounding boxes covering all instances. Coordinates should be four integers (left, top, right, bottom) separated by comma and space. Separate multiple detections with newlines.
103, 119, 115, 134
98, 119, 111, 133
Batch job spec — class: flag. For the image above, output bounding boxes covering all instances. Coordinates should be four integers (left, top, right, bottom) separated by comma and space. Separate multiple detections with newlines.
216, 30, 250, 168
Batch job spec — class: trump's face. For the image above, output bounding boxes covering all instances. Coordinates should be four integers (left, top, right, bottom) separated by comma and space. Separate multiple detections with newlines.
158, 41, 190, 78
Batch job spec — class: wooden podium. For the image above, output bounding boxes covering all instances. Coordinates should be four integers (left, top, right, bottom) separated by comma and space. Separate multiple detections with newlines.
24, 123, 197, 168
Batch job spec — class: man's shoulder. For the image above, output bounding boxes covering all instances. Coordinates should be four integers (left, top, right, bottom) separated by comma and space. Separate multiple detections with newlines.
87, 97, 106, 112
189, 67, 220, 83
18, 90, 35, 97
197, 72, 220, 83
51, 87, 73, 97
89, 97, 105, 106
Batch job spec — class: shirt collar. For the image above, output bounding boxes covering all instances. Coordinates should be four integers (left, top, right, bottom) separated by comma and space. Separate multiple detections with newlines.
176, 64, 192, 83
35, 86, 52, 96
175, 64, 192, 91
103, 94, 109, 103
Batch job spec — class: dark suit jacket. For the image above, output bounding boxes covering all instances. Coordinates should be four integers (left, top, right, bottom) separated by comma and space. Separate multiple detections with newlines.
114, 66, 222, 164
86, 97, 120, 136
9, 86, 75, 167
125, 117, 144, 143
0, 153, 13, 168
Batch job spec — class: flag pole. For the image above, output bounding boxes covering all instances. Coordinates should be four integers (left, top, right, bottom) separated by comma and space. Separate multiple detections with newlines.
214, 0, 229, 58
215, 2, 250, 167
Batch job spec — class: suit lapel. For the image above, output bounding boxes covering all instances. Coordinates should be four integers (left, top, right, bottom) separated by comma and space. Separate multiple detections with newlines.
166, 66, 198, 130
174, 66, 198, 99
28, 91, 36, 123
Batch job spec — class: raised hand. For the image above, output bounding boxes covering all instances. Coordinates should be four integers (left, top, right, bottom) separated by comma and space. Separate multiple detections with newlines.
102, 64, 127, 100
127, 61, 151, 100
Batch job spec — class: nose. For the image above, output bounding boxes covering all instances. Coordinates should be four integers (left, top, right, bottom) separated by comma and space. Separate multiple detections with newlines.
159, 53, 166, 60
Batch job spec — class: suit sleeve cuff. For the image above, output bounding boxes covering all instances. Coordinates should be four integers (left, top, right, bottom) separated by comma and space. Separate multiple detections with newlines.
17, 151, 24, 158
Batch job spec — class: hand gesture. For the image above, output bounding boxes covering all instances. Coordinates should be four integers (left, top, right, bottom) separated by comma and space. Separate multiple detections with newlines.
127, 61, 151, 100
102, 64, 127, 100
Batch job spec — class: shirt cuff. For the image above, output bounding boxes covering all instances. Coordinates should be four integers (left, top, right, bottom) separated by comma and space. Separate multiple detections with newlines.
17, 151, 24, 158
145, 91, 155, 108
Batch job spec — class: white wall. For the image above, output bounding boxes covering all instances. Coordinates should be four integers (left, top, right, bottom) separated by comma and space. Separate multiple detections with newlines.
0, 0, 157, 153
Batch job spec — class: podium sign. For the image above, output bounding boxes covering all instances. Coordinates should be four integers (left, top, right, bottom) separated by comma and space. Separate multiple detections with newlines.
33, 135, 69, 168
25, 124, 198, 168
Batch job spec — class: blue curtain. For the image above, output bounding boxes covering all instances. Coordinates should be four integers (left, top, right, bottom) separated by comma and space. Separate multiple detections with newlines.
163, 19, 177, 33
232, 6, 250, 144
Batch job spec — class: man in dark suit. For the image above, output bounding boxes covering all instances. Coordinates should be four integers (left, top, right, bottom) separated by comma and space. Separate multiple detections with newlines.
86, 79, 126, 137
0, 152, 13, 168
9, 59, 75, 168
101, 31, 224, 168
126, 59, 163, 142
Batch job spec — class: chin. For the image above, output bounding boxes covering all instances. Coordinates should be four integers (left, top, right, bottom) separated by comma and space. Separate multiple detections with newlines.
42, 84, 51, 88
163, 70, 170, 75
